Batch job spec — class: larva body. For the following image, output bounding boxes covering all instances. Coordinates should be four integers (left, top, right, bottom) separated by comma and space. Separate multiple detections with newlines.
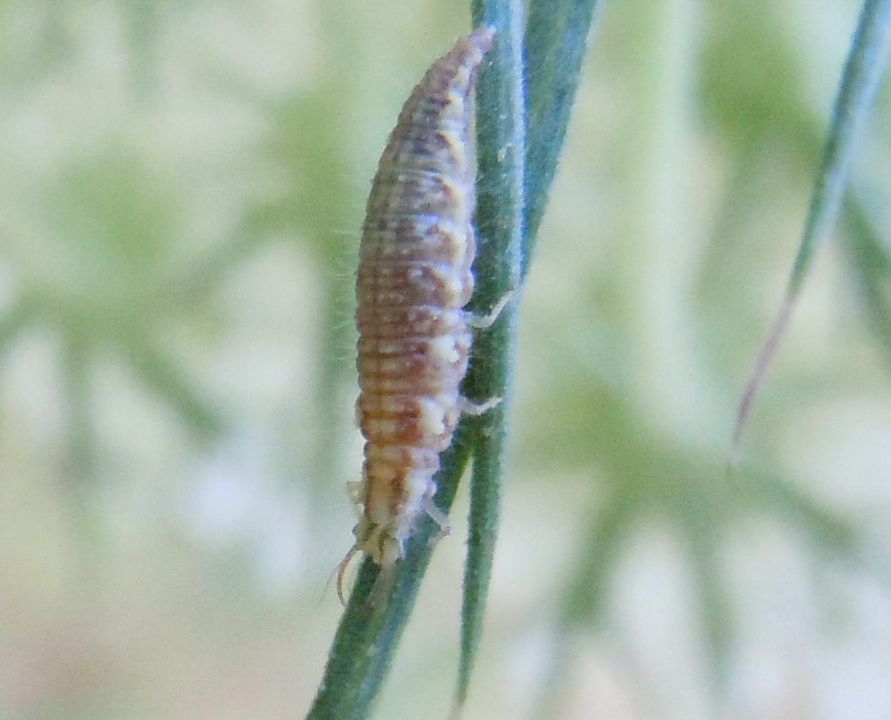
349, 27, 495, 586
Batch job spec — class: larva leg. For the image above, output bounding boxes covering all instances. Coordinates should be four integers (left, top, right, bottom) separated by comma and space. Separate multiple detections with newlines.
459, 395, 502, 416
460, 292, 513, 418
466, 289, 514, 329
422, 484, 451, 542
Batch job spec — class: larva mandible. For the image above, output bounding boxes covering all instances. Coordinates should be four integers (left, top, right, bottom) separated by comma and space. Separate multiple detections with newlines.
339, 26, 498, 602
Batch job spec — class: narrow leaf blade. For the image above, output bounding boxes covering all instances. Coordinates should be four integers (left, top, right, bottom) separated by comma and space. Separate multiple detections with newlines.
734, 0, 891, 449
456, 0, 526, 709
523, 0, 600, 273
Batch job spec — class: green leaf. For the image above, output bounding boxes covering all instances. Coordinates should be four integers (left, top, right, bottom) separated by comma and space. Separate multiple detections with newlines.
787, 1, 891, 298
845, 195, 891, 369
734, 0, 891, 451
523, 0, 600, 274
455, 1, 601, 708
455, 0, 526, 711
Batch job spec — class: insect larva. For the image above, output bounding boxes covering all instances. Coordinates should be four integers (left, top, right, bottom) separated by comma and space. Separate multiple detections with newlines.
339, 26, 496, 602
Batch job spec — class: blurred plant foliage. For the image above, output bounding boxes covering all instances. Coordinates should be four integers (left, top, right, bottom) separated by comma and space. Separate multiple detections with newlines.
1, 0, 890, 719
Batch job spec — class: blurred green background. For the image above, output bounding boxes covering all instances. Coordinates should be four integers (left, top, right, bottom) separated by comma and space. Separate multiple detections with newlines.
2, 0, 891, 718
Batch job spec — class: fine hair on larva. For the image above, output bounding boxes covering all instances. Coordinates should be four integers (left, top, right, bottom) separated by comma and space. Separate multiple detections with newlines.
338, 26, 498, 604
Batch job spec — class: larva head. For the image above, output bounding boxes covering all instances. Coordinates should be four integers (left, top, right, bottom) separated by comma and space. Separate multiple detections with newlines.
355, 518, 402, 570
336, 520, 402, 605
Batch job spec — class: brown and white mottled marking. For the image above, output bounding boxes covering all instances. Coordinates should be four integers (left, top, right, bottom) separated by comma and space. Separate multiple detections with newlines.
340, 27, 496, 602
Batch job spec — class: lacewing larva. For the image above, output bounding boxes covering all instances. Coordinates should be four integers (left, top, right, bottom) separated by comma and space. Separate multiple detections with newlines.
338, 26, 498, 603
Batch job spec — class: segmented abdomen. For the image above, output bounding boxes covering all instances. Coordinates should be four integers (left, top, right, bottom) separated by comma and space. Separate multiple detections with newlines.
353, 27, 494, 571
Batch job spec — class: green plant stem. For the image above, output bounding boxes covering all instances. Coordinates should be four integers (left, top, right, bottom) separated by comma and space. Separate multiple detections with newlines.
844, 197, 891, 368
456, 0, 526, 710
734, 0, 891, 449
523, 0, 600, 272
